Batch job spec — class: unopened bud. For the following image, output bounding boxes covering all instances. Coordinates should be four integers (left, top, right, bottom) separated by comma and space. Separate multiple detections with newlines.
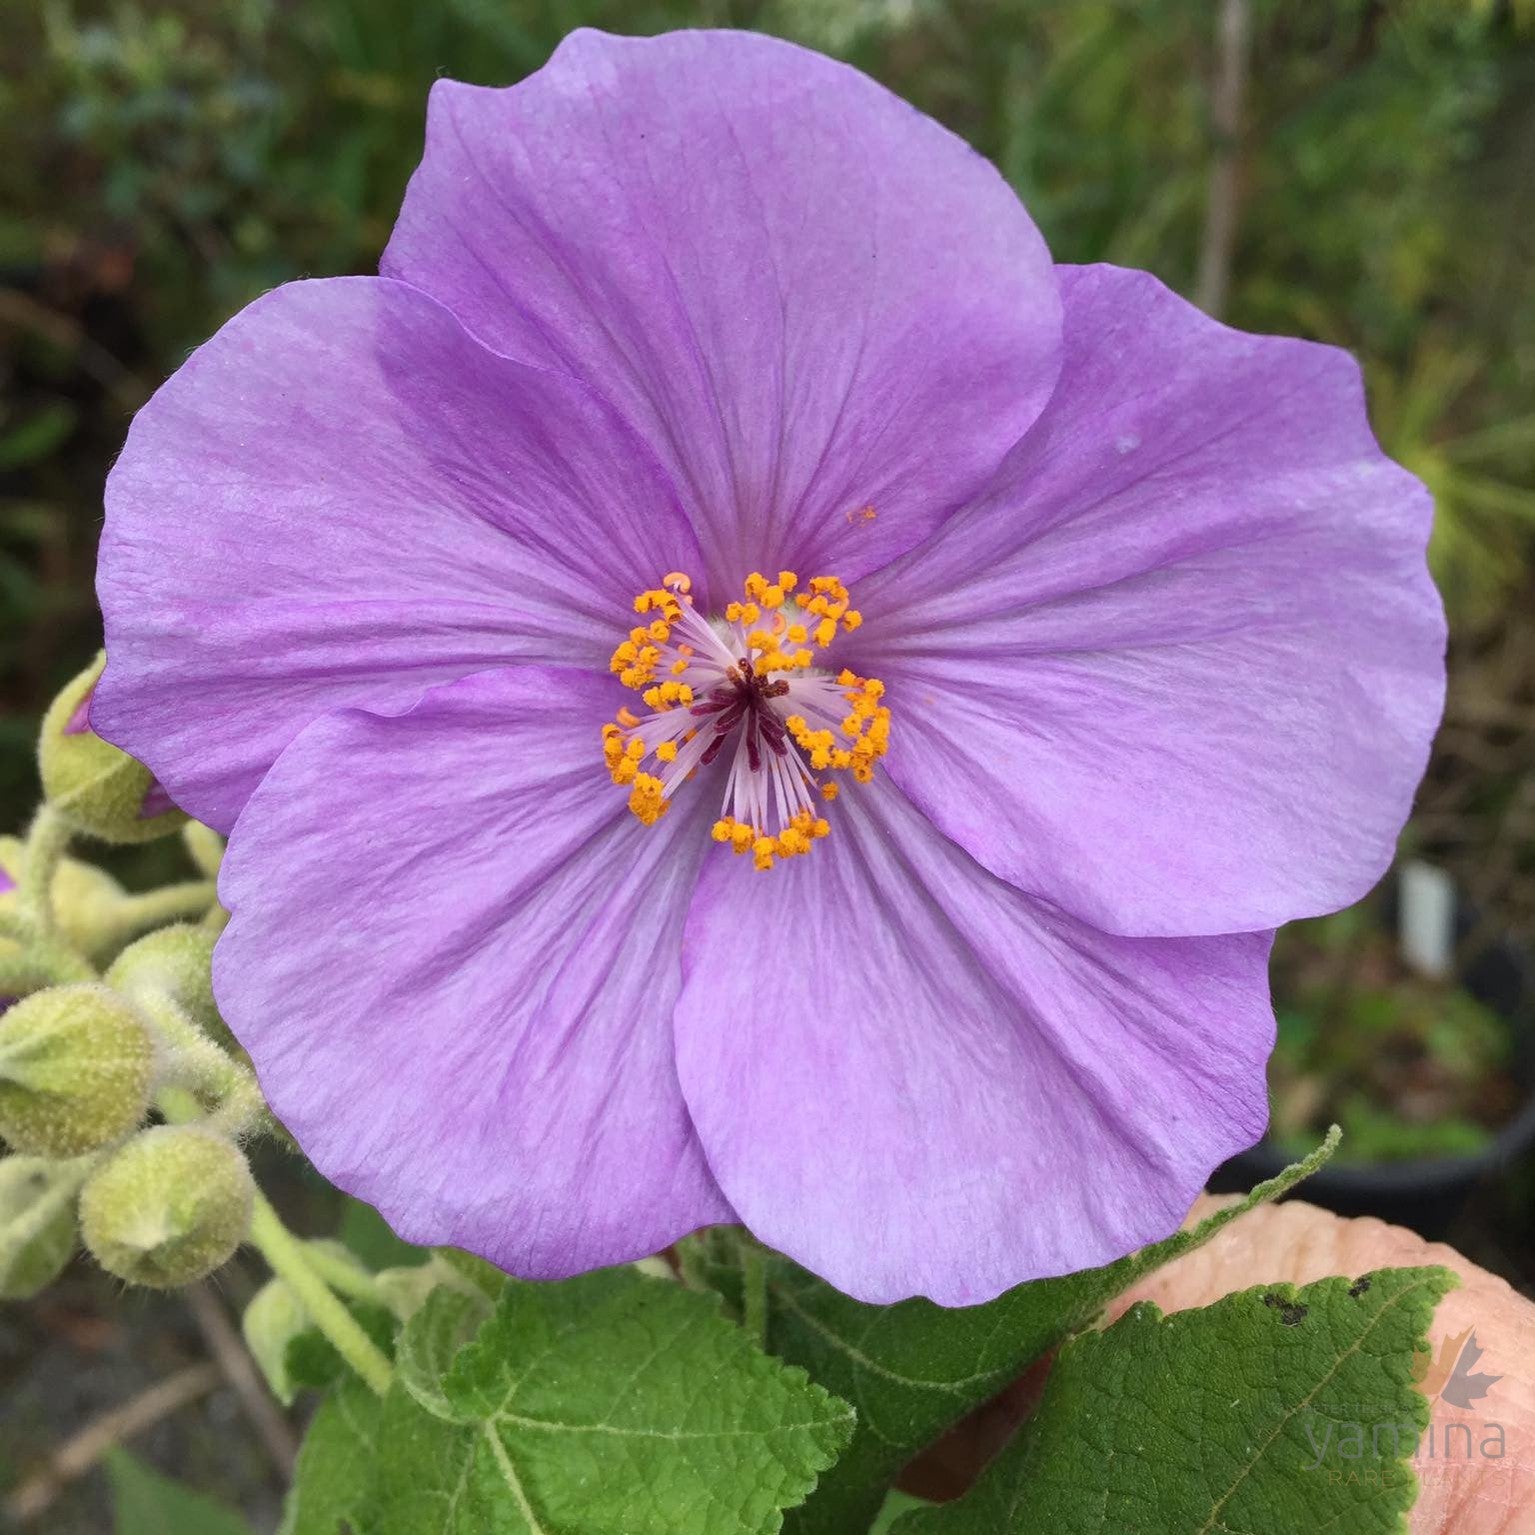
0, 835, 128, 966
80, 1124, 253, 1287
39, 654, 185, 843
108, 926, 233, 1052
0, 1156, 77, 1299
0, 985, 154, 1156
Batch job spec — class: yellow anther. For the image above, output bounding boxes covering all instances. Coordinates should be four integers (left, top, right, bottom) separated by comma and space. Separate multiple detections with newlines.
787, 623, 808, 644
663, 571, 692, 592
656, 741, 678, 763
617, 706, 640, 728
627, 773, 670, 826
777, 570, 798, 592
761, 584, 785, 609
843, 610, 864, 632
814, 618, 838, 648
821, 783, 839, 802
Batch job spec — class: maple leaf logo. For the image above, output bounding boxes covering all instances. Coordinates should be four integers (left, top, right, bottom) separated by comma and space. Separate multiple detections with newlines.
1412, 1328, 1501, 1406
1441, 1331, 1502, 1408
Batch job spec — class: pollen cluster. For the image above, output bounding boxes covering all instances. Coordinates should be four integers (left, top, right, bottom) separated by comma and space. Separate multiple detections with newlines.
600, 569, 890, 868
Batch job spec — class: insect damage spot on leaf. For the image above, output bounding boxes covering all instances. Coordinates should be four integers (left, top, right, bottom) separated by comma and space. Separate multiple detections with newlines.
1349, 1275, 1373, 1299
1261, 1293, 1309, 1326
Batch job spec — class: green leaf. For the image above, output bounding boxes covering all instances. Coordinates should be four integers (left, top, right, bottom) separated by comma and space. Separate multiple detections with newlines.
396, 1284, 492, 1421
711, 1130, 1342, 1534
372, 1267, 854, 1534
433, 1244, 509, 1300
108, 1450, 255, 1535
286, 1299, 397, 1397
896, 1266, 1455, 1535
278, 1377, 384, 1535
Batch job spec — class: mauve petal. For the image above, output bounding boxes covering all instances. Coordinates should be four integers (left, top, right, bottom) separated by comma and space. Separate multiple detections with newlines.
94, 276, 700, 834
853, 264, 1444, 939
382, 28, 1061, 591
216, 666, 732, 1274
673, 781, 1273, 1307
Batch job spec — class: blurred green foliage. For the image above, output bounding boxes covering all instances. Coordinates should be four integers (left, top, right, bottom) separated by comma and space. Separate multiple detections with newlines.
2, 0, 1533, 824
1269, 903, 1517, 1162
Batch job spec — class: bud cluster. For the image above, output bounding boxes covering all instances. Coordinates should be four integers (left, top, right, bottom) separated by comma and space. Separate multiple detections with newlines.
1, 663, 267, 1294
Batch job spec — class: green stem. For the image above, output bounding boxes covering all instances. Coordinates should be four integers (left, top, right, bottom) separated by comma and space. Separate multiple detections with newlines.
740, 1241, 768, 1348
303, 1241, 389, 1305
18, 806, 72, 937
248, 1193, 394, 1397
102, 880, 218, 947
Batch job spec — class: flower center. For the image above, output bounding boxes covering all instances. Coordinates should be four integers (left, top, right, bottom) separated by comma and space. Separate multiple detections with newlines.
602, 570, 890, 870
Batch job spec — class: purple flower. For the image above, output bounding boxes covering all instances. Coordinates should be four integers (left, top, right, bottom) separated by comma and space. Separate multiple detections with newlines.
92, 30, 1443, 1305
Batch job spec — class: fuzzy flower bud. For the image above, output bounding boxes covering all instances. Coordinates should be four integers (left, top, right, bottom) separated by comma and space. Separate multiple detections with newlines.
80, 1124, 253, 1287
0, 985, 154, 1156
108, 925, 233, 1052
39, 654, 186, 844
0, 1156, 78, 1299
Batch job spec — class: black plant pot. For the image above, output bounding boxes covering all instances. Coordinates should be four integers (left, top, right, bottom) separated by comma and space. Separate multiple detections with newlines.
1209, 893, 1535, 1240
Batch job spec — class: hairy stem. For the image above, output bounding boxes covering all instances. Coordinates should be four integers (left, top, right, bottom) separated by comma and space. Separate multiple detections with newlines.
248, 1193, 394, 1397
134, 991, 248, 1105
18, 806, 72, 938
101, 880, 218, 948
303, 1241, 390, 1306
